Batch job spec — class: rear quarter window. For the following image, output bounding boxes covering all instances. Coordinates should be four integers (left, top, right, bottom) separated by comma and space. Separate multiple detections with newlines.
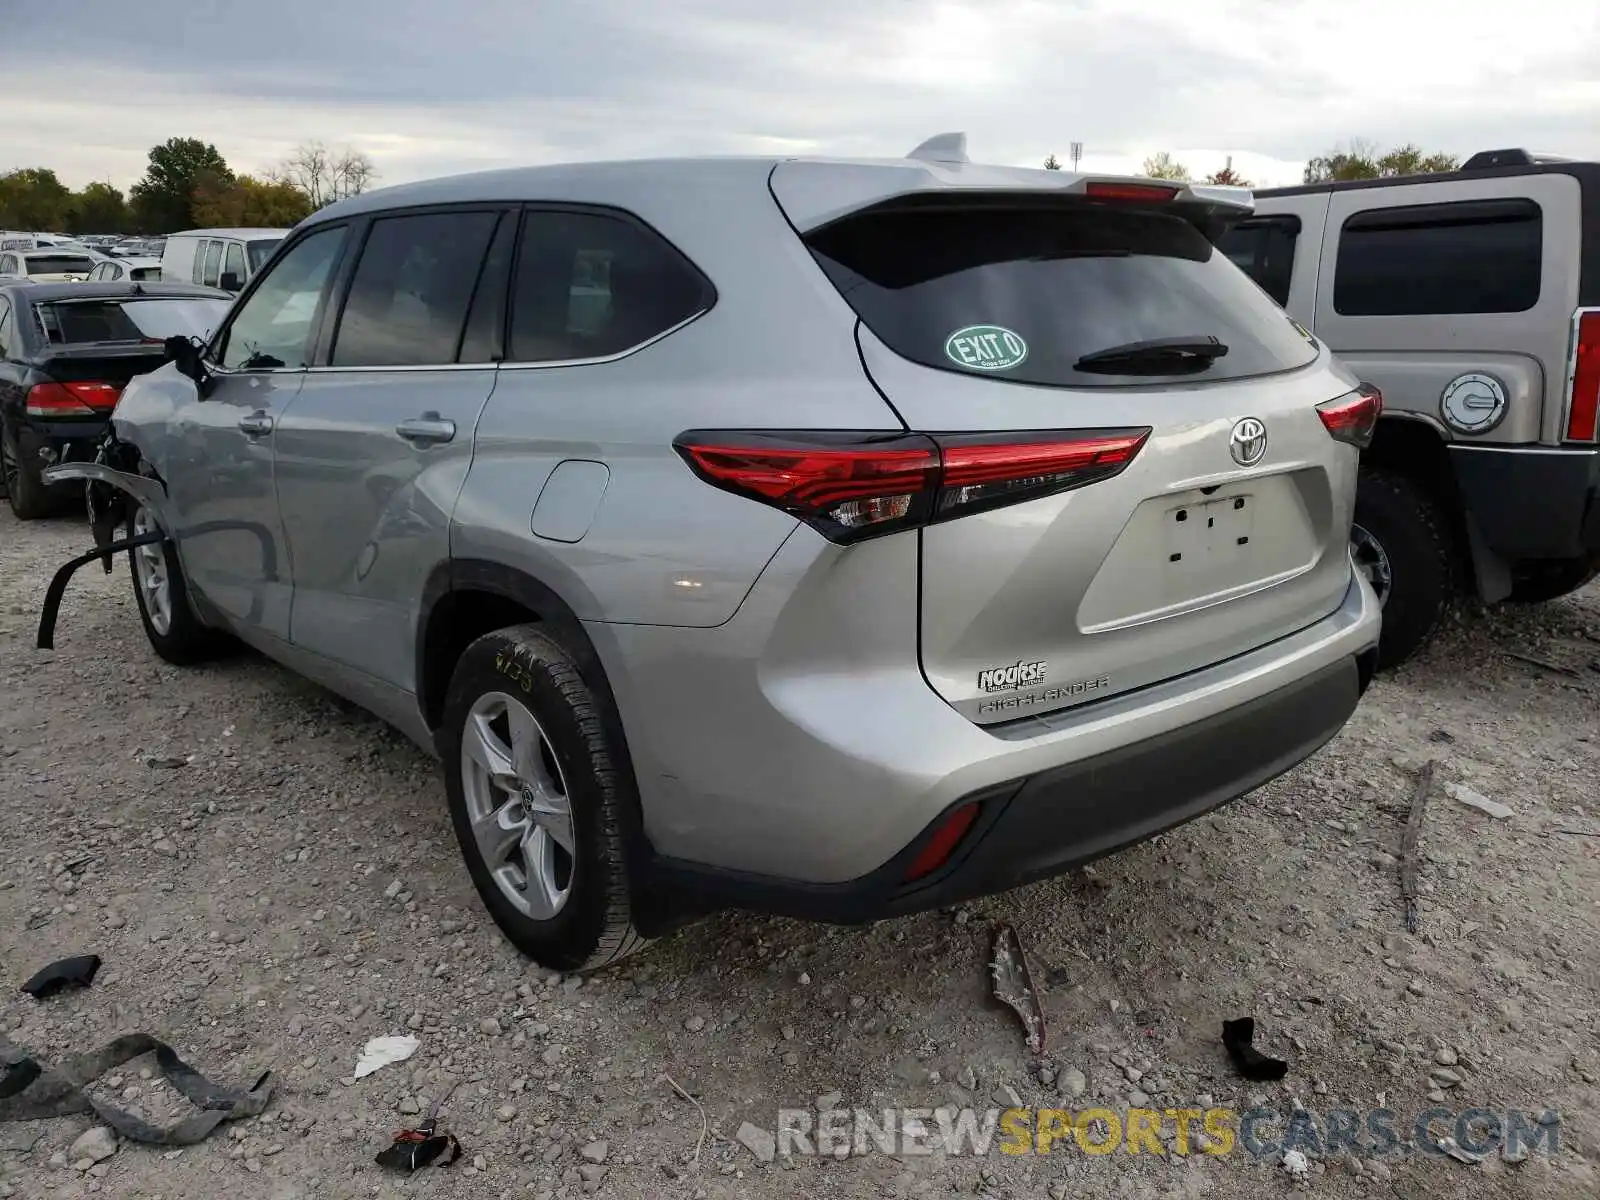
806, 202, 1318, 387
1333, 199, 1543, 316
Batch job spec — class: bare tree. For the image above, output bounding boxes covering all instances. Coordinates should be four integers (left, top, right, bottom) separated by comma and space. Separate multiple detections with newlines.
278, 141, 378, 208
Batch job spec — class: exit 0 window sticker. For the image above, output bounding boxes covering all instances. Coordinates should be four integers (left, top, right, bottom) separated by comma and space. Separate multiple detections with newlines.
944, 325, 1028, 372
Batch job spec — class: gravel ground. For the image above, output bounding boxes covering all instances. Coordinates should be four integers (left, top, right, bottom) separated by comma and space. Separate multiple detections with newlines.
2, 505, 1598, 1200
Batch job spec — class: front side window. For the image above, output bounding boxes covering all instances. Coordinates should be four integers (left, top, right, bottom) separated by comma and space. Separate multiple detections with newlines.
201, 240, 223, 288
0, 256, 16, 275
217, 225, 347, 370
329, 211, 500, 367
247, 238, 282, 273
1333, 199, 1543, 316
0, 300, 13, 357
507, 209, 711, 363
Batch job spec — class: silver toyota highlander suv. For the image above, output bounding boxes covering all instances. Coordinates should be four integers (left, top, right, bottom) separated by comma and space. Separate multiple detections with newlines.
49, 140, 1382, 970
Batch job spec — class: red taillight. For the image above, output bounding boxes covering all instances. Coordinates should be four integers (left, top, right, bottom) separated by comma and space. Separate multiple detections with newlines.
903, 802, 981, 883
1567, 310, 1600, 442
675, 428, 1151, 543
938, 431, 1151, 519
25, 381, 122, 418
1317, 384, 1382, 448
1085, 181, 1180, 203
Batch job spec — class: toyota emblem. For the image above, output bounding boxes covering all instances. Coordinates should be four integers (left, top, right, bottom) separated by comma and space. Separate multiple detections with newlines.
1229, 417, 1268, 467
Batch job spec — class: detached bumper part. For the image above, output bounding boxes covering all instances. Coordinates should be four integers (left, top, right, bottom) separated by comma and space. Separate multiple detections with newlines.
36, 530, 167, 650
649, 654, 1365, 923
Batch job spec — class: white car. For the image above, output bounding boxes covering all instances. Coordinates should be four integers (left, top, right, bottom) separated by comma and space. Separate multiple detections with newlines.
0, 248, 95, 282
85, 256, 163, 283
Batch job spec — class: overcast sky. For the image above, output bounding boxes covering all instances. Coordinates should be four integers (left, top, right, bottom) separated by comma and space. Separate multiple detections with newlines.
6, 0, 1596, 193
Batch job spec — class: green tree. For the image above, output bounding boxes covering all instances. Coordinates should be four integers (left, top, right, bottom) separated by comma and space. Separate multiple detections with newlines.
130, 137, 234, 232
1142, 152, 1189, 181
0, 168, 73, 230
1043, 154, 1062, 171
67, 181, 128, 233
193, 175, 313, 228
1303, 140, 1457, 184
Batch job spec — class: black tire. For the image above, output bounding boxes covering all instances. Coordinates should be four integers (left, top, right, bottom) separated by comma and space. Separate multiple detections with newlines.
126, 506, 231, 665
1353, 467, 1457, 670
441, 623, 646, 973
1505, 558, 1600, 604
2, 415, 57, 520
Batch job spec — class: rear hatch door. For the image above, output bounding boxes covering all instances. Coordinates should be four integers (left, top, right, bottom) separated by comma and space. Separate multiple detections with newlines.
779, 175, 1362, 722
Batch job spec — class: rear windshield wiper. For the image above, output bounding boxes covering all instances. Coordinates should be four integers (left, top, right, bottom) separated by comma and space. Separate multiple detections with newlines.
1074, 335, 1229, 375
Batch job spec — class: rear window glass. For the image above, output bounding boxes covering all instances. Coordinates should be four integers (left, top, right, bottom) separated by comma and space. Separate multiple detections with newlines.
1333, 199, 1542, 316
25, 254, 93, 276
806, 203, 1318, 387
33, 298, 231, 345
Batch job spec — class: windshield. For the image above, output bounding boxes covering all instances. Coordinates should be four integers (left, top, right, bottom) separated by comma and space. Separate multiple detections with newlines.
247, 238, 283, 272
806, 202, 1319, 387
34, 297, 231, 345
25, 254, 93, 276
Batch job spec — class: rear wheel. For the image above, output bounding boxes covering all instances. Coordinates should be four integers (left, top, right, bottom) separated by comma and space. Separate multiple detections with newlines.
1505, 557, 1600, 604
2, 416, 56, 520
441, 624, 647, 973
1352, 467, 1457, 670
127, 505, 230, 664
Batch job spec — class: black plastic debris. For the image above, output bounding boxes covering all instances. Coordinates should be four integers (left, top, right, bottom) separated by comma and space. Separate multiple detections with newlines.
375, 1129, 462, 1173
0, 1032, 271, 1143
1222, 1016, 1289, 1081
375, 1080, 462, 1173
20, 955, 100, 999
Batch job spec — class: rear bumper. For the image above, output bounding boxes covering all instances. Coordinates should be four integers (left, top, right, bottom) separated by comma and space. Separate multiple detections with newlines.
606, 529, 1382, 923
11, 417, 110, 483
1450, 445, 1600, 560
649, 650, 1369, 924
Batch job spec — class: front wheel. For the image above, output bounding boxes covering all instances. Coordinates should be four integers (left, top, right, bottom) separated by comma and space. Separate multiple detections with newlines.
1352, 468, 1458, 670
127, 506, 231, 665
441, 624, 647, 973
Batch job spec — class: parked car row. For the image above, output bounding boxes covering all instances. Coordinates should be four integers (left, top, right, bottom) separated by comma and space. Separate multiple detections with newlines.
0, 228, 284, 295
16, 138, 1597, 974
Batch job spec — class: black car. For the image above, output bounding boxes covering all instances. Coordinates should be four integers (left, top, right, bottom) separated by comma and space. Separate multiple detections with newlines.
0, 280, 231, 518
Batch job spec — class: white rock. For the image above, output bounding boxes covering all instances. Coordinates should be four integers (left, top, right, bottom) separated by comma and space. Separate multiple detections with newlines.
69, 1127, 117, 1165
736, 1121, 776, 1164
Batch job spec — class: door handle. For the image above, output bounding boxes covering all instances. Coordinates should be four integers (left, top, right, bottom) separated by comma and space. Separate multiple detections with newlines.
396, 413, 456, 446
238, 410, 273, 436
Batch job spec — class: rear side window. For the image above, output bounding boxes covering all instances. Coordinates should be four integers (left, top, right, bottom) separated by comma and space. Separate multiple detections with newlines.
331, 211, 500, 367
201, 240, 223, 287
507, 209, 711, 363
190, 241, 206, 284
1215, 215, 1300, 307
1333, 199, 1542, 316
807, 203, 1318, 387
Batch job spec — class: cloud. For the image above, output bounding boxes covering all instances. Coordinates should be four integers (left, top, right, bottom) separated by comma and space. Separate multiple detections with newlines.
2, 0, 1595, 191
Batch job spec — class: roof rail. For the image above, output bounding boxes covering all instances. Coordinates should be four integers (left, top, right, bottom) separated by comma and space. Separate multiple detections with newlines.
906, 132, 968, 165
